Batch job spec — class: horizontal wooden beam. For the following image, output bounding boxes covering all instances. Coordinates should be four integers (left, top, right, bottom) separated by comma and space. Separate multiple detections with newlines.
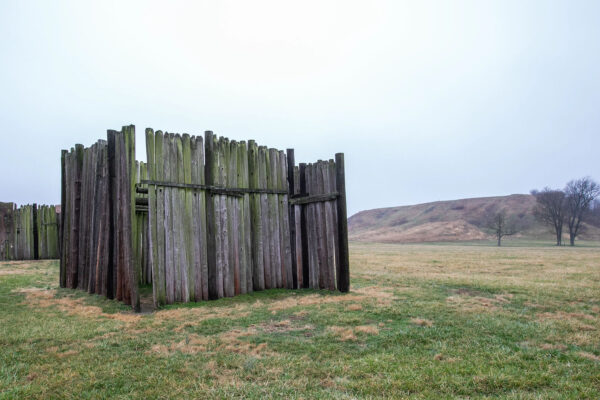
289, 193, 339, 205
139, 180, 288, 196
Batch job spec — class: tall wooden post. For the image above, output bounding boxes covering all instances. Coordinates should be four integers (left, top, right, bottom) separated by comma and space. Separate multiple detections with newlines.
60, 149, 67, 285
32, 204, 39, 260
106, 130, 117, 299
299, 163, 309, 288
204, 131, 218, 300
335, 153, 349, 292
286, 149, 298, 289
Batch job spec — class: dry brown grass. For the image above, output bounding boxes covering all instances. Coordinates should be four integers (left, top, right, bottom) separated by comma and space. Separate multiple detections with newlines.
148, 327, 274, 358
328, 324, 379, 341
446, 292, 513, 313
17, 288, 141, 325
577, 352, 600, 361
150, 334, 211, 355
346, 304, 363, 311
350, 243, 600, 298
350, 220, 489, 243
0, 269, 35, 276
539, 343, 568, 350
267, 286, 396, 312
433, 353, 459, 362
0, 260, 49, 276
410, 318, 433, 327
355, 325, 379, 335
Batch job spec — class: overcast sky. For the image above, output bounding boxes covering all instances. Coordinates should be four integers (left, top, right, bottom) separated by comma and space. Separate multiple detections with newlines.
1, 1, 598, 216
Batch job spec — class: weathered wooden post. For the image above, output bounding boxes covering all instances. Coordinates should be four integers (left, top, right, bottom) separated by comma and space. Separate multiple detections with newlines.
335, 153, 349, 292
204, 131, 218, 300
286, 149, 298, 289
298, 163, 309, 288
32, 204, 39, 260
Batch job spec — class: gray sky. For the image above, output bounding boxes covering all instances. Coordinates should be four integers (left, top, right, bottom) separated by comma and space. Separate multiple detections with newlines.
1, 1, 598, 216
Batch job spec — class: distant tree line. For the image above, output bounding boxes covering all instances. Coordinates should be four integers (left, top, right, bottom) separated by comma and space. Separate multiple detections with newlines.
531, 177, 600, 246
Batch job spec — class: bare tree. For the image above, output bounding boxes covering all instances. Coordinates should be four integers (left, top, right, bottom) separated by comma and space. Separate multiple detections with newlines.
486, 210, 519, 246
531, 188, 566, 246
564, 177, 600, 246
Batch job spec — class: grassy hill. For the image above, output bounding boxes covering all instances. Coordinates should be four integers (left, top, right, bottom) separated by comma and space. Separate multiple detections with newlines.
348, 194, 600, 243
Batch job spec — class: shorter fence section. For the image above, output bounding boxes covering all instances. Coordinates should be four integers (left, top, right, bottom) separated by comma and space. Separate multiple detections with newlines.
0, 202, 60, 261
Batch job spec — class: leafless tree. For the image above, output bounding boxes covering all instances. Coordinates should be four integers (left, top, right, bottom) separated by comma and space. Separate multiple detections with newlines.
531, 188, 566, 246
564, 177, 600, 246
486, 210, 519, 246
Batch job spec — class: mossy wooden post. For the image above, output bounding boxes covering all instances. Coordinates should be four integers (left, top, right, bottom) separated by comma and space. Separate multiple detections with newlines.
197, 136, 208, 300
163, 133, 175, 304
68, 144, 84, 288
335, 153, 350, 292
176, 135, 188, 302
229, 140, 240, 295
286, 149, 297, 288
279, 151, 293, 289
261, 147, 272, 289
87, 145, 98, 293
114, 134, 124, 301
299, 163, 309, 288
172, 135, 183, 301
275, 152, 286, 287
214, 137, 225, 298
316, 161, 328, 289
98, 143, 110, 295
133, 160, 141, 285
107, 131, 117, 299
220, 137, 232, 297
205, 131, 219, 300
82, 145, 93, 290
124, 126, 140, 311
307, 164, 319, 288
58, 149, 68, 274
154, 131, 166, 304
32, 204, 39, 260
37, 206, 44, 259
322, 161, 336, 290
248, 140, 264, 291
190, 135, 205, 301
182, 133, 194, 302
328, 159, 340, 290
238, 141, 252, 294
146, 128, 159, 306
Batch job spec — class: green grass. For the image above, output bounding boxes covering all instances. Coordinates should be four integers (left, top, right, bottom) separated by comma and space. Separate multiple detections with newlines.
1, 243, 599, 399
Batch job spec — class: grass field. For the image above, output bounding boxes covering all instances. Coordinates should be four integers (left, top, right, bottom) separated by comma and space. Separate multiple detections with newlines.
1, 242, 599, 399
